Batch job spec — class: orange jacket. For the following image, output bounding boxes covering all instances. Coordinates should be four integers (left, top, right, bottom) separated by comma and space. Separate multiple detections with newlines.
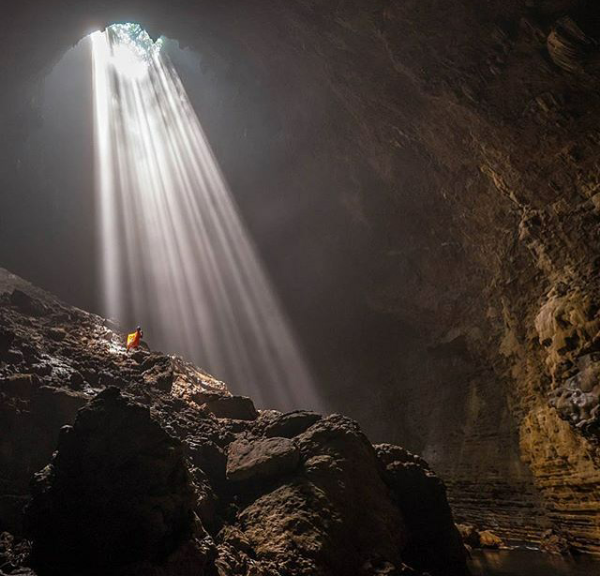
126, 329, 142, 350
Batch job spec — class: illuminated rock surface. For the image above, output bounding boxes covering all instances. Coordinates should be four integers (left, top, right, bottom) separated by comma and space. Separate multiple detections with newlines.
0, 269, 466, 575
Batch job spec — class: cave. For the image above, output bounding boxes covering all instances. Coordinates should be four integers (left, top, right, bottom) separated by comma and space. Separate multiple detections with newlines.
1, 0, 600, 575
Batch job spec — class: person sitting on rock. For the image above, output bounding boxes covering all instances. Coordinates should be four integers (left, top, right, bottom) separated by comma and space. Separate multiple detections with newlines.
126, 326, 143, 351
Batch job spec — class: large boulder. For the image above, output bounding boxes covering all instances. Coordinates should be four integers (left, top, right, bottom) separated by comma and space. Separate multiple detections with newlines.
263, 410, 322, 438
456, 523, 505, 550
234, 480, 344, 575
375, 444, 467, 575
226, 415, 409, 575
226, 436, 300, 483
24, 387, 211, 574
202, 395, 258, 421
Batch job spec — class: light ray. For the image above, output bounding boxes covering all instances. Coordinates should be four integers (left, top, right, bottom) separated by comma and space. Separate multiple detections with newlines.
91, 24, 321, 411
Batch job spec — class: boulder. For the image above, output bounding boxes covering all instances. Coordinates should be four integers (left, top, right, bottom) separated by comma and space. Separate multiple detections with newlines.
226, 436, 300, 483
203, 395, 258, 421
0, 383, 87, 534
263, 410, 322, 438
456, 523, 481, 548
235, 414, 409, 574
479, 530, 504, 549
235, 480, 342, 575
456, 523, 504, 550
24, 387, 208, 574
375, 443, 467, 575
185, 437, 229, 496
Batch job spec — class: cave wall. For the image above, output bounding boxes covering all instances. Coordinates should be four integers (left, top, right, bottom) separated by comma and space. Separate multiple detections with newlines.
1, 0, 600, 549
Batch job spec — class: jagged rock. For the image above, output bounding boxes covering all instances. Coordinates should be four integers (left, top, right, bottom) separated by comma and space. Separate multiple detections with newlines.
235, 480, 344, 575
0, 373, 39, 397
24, 388, 208, 574
45, 327, 66, 342
263, 410, 322, 438
226, 436, 300, 483
142, 358, 175, 391
0, 328, 15, 359
535, 288, 600, 439
289, 415, 408, 573
225, 415, 457, 574
375, 444, 467, 575
185, 437, 228, 491
549, 354, 600, 433
202, 395, 258, 421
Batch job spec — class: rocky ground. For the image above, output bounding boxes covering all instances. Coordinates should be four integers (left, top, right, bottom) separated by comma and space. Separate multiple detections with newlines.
0, 267, 466, 575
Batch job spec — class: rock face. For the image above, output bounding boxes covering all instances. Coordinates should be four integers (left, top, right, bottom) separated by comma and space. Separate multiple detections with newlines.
0, 269, 467, 575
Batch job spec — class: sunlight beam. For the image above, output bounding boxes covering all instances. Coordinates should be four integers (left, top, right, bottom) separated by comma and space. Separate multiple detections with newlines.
91, 24, 321, 411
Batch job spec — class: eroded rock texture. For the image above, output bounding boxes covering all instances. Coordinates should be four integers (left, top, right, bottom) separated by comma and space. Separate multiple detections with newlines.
1, 0, 600, 554
0, 269, 466, 575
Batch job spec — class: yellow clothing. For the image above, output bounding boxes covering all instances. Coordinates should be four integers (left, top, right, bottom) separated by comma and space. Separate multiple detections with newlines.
126, 330, 141, 350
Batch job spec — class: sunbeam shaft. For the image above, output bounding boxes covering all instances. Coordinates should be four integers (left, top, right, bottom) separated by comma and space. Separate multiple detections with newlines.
91, 25, 320, 411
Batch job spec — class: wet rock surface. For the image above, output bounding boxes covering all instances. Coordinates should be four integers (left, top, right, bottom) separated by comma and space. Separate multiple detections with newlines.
0, 269, 466, 575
